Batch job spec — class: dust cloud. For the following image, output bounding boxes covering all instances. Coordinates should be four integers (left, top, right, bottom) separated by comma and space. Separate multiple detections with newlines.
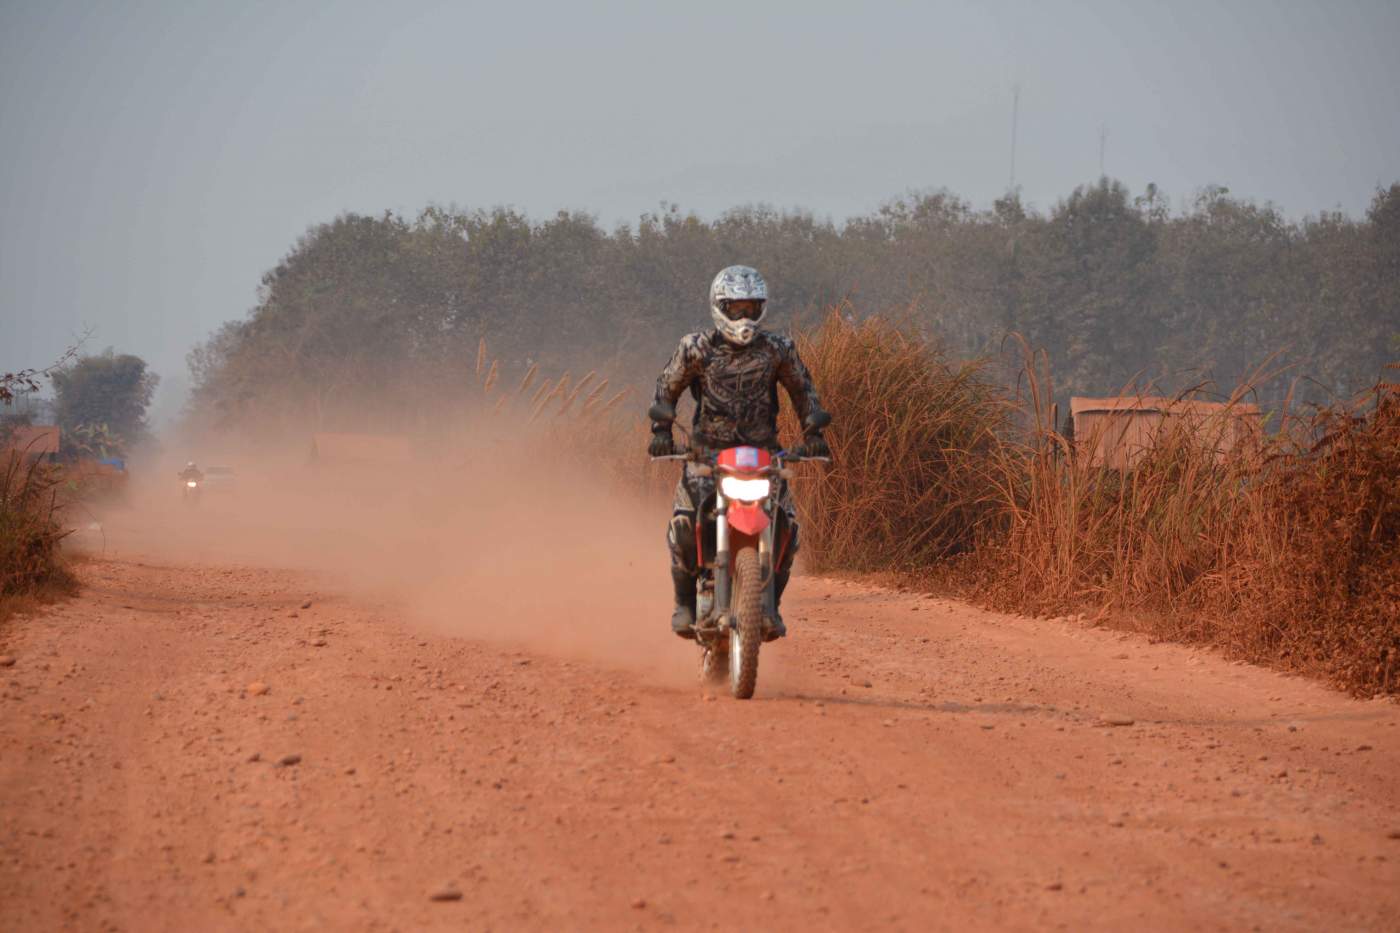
77, 424, 701, 685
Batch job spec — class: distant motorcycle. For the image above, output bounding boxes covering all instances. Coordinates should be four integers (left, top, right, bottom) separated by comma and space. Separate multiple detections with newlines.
180, 476, 202, 507
650, 403, 830, 699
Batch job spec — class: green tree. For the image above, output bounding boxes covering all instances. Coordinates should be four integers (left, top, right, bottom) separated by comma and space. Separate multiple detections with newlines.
1366, 185, 1400, 383
52, 350, 158, 455
1036, 178, 1159, 397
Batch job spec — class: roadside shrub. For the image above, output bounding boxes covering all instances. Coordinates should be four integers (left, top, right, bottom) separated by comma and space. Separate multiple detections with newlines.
980, 358, 1261, 615
0, 451, 74, 611
780, 309, 1009, 572
974, 359, 1399, 695
1199, 374, 1400, 693
764, 310, 1397, 695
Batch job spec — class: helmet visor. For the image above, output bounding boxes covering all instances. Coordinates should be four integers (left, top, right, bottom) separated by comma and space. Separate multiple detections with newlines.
721, 299, 764, 321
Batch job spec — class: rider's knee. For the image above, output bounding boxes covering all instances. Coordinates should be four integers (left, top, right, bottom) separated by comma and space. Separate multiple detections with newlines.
668, 512, 698, 574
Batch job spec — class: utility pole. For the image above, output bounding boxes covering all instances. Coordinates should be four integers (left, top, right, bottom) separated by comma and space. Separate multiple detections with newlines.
1009, 83, 1021, 191
1098, 124, 1107, 178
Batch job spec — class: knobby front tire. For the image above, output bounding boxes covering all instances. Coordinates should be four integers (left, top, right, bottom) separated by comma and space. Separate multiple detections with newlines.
729, 547, 763, 699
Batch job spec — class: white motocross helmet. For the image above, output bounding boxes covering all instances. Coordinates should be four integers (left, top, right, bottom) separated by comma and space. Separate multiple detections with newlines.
709, 265, 768, 346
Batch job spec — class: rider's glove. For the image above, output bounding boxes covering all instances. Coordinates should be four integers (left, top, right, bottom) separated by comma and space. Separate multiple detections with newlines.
798, 433, 830, 459
648, 430, 675, 458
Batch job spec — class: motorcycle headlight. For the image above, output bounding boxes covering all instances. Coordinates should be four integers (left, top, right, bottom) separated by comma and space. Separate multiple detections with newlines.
186, 481, 198, 488
720, 476, 770, 502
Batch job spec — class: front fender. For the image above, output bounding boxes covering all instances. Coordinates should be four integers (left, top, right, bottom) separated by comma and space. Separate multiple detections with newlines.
727, 502, 770, 536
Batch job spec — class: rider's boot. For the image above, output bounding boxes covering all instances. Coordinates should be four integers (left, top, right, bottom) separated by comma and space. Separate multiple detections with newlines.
671, 567, 697, 639
766, 568, 790, 641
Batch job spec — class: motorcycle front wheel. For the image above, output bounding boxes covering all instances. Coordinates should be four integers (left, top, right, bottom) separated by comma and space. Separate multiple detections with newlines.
728, 547, 763, 699
700, 643, 728, 685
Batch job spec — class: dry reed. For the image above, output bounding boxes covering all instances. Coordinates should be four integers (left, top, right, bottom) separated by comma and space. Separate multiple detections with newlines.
780, 309, 1009, 572
778, 310, 1396, 695
973, 346, 1399, 695
0, 448, 75, 616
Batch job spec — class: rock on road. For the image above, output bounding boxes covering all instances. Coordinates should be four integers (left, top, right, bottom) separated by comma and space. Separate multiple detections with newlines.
1, 556, 1397, 931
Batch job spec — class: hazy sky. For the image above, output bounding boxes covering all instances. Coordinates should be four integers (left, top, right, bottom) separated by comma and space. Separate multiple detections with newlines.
2, 0, 1397, 419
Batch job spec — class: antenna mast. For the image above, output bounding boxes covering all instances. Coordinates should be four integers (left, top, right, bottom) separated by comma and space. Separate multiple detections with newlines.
1009, 83, 1021, 191
1098, 124, 1107, 178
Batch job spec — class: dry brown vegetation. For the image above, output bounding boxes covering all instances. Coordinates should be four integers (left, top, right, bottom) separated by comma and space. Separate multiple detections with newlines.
1189, 372, 1400, 694
778, 310, 1009, 571
0, 452, 75, 621
781, 314, 1398, 696
432, 340, 670, 507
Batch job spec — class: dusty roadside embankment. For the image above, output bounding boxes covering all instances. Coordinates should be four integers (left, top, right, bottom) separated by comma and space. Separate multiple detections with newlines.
1, 553, 1397, 931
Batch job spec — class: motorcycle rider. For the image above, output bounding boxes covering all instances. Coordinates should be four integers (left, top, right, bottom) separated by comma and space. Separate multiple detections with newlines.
650, 265, 831, 640
179, 461, 204, 484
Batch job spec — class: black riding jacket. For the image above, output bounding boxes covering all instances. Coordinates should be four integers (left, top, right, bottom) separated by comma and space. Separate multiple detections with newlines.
652, 329, 825, 451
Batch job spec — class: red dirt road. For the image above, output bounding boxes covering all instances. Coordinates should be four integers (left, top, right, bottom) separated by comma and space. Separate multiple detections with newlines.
2, 556, 1398, 931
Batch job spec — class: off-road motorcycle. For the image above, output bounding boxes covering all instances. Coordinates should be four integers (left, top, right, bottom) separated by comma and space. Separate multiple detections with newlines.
649, 403, 830, 699
181, 477, 201, 507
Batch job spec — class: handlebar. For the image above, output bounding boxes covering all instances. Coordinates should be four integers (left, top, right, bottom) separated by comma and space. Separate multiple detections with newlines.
649, 449, 713, 476
649, 449, 831, 467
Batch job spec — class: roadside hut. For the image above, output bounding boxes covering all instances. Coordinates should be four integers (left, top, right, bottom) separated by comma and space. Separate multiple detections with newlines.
1068, 396, 1262, 469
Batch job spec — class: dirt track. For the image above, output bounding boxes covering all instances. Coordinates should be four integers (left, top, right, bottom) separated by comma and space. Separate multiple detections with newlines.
3, 554, 1398, 931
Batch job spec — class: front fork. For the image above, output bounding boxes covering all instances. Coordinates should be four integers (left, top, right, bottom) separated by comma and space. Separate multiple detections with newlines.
713, 496, 731, 619
712, 495, 775, 630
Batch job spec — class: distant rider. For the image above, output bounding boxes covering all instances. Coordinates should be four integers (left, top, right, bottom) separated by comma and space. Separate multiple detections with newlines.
649, 265, 830, 639
179, 461, 204, 484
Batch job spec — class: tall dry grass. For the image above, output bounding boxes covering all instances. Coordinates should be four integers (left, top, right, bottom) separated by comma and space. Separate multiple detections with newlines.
769, 312, 1396, 695
780, 309, 1009, 572
465, 314, 1013, 572
450, 340, 670, 505
0, 450, 75, 617
1193, 372, 1400, 693
979, 348, 1270, 615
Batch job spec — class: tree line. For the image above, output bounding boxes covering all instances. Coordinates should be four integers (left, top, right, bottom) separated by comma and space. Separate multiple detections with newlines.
184, 178, 1400, 435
